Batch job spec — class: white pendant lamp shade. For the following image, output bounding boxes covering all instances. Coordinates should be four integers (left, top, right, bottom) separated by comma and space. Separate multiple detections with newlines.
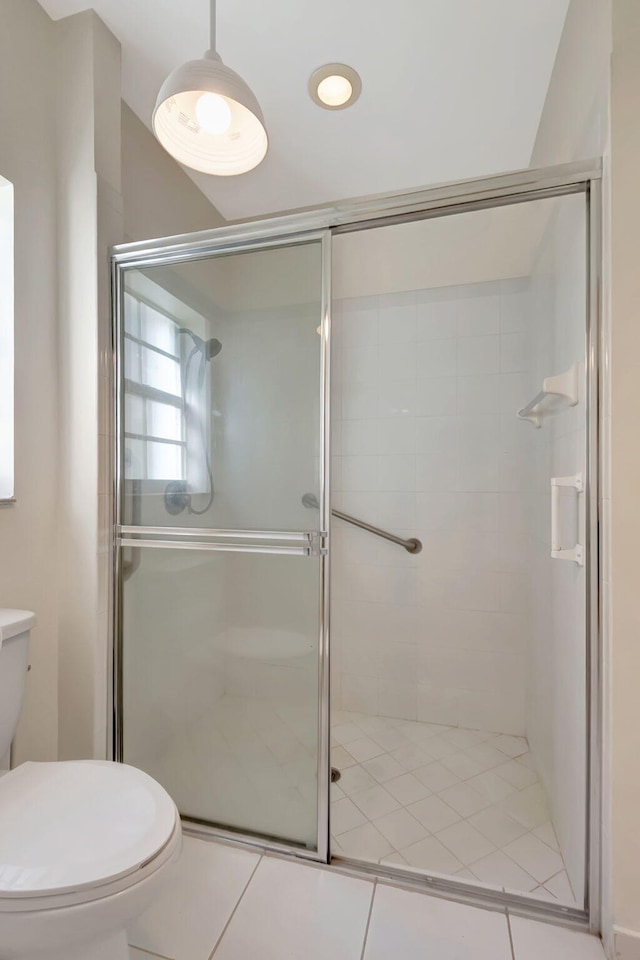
153, 2, 268, 176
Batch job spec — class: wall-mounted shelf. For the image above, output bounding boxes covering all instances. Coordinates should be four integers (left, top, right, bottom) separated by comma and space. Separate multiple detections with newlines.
517, 362, 579, 428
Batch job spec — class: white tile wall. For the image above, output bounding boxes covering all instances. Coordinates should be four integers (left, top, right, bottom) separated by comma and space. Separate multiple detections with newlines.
525, 194, 588, 904
331, 281, 534, 735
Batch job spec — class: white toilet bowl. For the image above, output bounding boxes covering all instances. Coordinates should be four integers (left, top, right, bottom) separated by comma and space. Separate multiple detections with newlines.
0, 759, 181, 960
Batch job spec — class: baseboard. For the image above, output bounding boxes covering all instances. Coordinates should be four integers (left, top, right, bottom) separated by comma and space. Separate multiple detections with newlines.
614, 927, 640, 959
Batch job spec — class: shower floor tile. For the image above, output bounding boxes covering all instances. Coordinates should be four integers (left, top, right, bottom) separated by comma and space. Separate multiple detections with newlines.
330, 712, 578, 907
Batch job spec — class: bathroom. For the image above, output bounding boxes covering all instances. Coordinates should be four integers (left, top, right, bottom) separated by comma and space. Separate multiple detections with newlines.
0, 1, 636, 958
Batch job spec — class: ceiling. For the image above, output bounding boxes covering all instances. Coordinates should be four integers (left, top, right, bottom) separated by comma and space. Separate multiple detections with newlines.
38, 0, 569, 222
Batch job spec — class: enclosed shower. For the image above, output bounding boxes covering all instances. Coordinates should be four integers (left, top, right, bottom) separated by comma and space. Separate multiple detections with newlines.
111, 161, 600, 925
328, 194, 590, 906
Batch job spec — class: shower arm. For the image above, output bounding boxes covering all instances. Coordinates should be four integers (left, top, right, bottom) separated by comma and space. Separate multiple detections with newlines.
301, 494, 422, 555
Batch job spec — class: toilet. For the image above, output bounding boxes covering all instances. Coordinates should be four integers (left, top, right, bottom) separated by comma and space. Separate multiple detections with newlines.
0, 610, 182, 960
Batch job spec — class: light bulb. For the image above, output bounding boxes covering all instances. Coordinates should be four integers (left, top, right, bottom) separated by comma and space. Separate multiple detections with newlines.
317, 75, 353, 107
195, 93, 232, 135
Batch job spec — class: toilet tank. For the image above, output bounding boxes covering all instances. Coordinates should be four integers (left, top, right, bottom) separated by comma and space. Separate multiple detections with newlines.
0, 610, 35, 766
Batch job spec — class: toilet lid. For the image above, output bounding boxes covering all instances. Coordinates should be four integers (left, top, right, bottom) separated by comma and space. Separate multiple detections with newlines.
0, 760, 178, 897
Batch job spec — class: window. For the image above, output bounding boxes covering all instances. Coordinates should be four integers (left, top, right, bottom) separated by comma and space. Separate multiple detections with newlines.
0, 175, 14, 502
123, 293, 186, 482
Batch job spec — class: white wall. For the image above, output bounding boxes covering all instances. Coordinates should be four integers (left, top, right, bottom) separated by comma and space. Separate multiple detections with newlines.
530, 0, 611, 169
0, 2, 127, 766
610, 1, 640, 955
0, 0, 60, 764
121, 102, 226, 243
55, 10, 123, 761
0, 178, 14, 502
0, 3, 127, 766
330, 280, 533, 735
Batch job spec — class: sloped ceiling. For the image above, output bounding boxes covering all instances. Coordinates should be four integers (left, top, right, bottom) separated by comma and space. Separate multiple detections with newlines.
38, 0, 569, 221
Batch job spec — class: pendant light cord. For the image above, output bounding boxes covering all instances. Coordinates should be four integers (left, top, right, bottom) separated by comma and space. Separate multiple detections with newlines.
209, 0, 217, 54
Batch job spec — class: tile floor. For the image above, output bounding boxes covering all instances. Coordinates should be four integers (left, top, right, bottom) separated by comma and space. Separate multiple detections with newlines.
138, 696, 578, 907
331, 710, 578, 906
128, 834, 604, 960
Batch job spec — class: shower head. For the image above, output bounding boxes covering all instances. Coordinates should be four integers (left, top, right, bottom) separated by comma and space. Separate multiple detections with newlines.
178, 327, 222, 361
203, 337, 223, 360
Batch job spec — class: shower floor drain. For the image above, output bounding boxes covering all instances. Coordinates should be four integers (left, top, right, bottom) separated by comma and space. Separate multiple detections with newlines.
331, 767, 341, 783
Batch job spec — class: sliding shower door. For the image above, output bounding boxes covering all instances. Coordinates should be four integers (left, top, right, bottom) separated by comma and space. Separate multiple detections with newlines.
329, 182, 597, 918
112, 161, 600, 925
114, 233, 330, 855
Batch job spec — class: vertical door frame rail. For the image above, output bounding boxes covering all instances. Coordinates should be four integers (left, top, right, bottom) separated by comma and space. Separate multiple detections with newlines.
109, 158, 603, 931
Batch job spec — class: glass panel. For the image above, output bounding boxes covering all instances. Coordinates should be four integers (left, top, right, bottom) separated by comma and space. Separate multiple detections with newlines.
146, 440, 183, 480
124, 393, 144, 436
124, 337, 141, 383
147, 400, 182, 441
331, 192, 588, 908
140, 302, 179, 356
140, 345, 181, 396
124, 292, 140, 337
121, 547, 321, 848
124, 437, 145, 480
121, 240, 323, 529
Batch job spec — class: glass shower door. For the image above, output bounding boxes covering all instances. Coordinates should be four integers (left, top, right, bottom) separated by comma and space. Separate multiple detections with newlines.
329, 188, 592, 910
115, 233, 329, 854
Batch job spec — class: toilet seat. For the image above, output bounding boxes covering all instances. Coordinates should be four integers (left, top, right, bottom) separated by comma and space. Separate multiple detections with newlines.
0, 760, 179, 910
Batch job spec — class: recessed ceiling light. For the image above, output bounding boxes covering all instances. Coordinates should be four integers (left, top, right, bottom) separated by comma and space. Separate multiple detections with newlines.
309, 63, 362, 110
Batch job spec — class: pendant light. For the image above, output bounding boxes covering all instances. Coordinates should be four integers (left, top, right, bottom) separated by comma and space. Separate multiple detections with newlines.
152, 0, 268, 176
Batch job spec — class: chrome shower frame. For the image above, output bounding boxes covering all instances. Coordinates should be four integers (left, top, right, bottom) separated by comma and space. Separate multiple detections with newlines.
110, 158, 603, 932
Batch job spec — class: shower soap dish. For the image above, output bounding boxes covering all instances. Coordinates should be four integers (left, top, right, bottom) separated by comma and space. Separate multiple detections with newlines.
517, 362, 579, 428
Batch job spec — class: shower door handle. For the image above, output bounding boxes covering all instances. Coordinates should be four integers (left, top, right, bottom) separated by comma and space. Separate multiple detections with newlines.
117, 526, 326, 558
550, 473, 584, 565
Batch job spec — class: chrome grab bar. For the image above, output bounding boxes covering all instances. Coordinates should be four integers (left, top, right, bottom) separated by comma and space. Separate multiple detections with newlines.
333, 509, 423, 554
302, 494, 422, 555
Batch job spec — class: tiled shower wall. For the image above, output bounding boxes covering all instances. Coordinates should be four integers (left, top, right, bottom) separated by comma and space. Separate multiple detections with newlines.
331, 281, 534, 736
525, 195, 587, 897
